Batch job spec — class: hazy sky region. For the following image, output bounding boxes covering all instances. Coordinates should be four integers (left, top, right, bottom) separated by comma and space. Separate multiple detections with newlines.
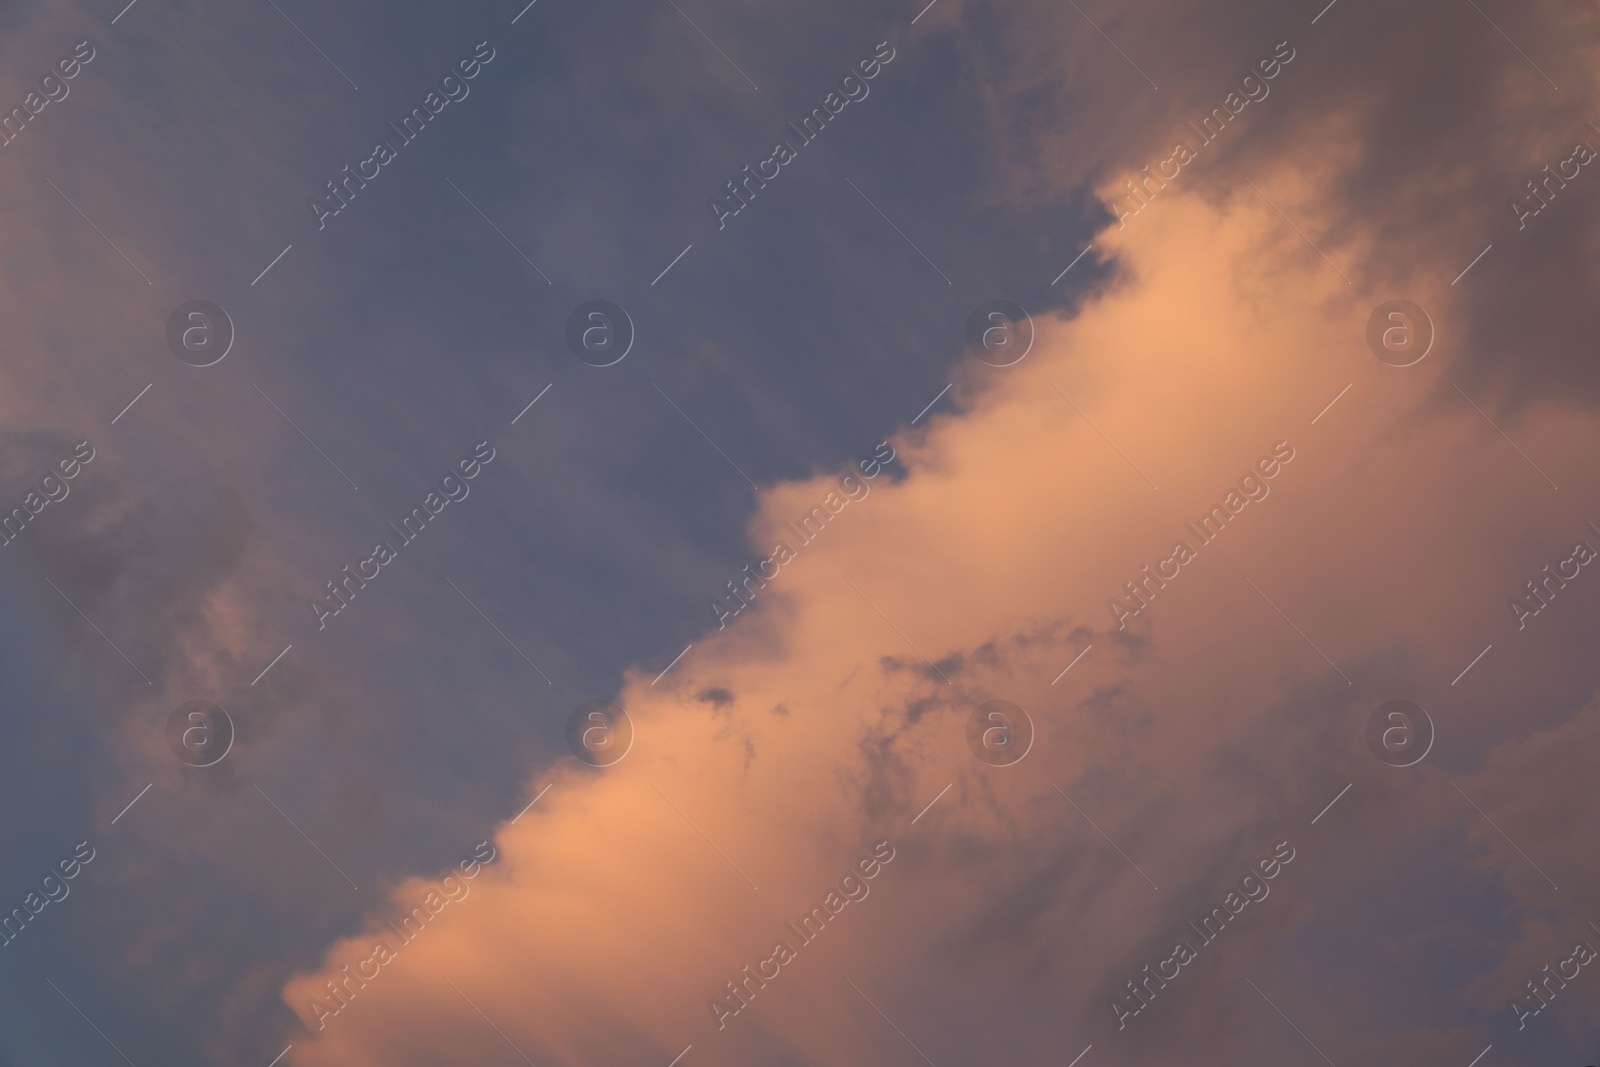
2, 1, 1600, 1065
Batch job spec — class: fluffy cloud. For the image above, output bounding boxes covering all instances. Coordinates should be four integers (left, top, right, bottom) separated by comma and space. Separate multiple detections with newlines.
278, 170, 1600, 1064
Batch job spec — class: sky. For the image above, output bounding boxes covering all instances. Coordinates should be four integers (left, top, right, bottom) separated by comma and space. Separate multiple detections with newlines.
2, 0, 1600, 1064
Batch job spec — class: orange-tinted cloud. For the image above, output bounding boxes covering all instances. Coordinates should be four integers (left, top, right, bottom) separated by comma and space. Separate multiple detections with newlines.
279, 170, 1600, 1064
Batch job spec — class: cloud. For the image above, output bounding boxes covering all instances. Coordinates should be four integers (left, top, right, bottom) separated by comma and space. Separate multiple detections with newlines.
935, 0, 1600, 404
275, 162, 1600, 1063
